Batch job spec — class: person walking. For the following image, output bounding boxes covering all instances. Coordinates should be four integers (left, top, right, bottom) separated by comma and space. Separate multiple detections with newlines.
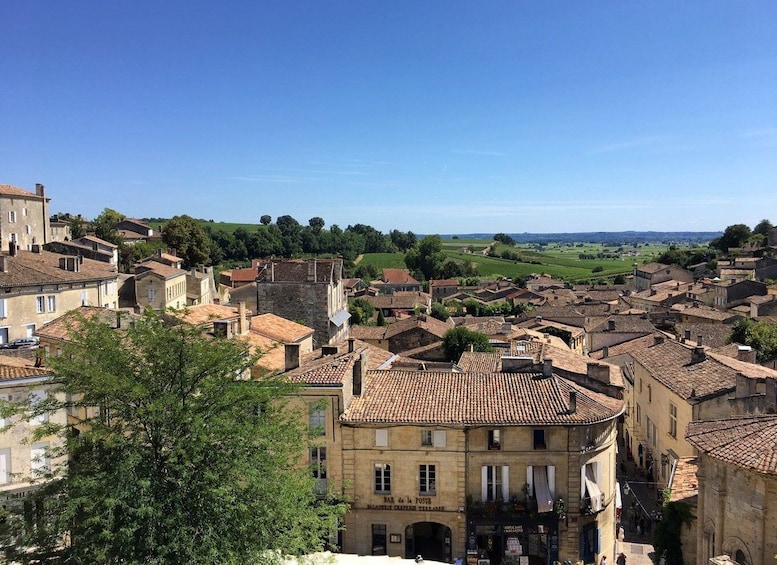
600, 555, 608, 565
616, 553, 627, 565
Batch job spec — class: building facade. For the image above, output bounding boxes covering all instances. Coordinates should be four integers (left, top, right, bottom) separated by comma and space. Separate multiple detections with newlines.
0, 184, 51, 251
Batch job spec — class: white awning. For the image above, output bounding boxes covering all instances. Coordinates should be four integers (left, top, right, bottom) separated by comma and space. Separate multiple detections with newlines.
615, 481, 622, 510
533, 466, 554, 513
585, 478, 603, 512
329, 309, 351, 327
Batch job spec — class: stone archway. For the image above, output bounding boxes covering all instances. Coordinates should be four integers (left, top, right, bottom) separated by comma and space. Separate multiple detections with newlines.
722, 536, 751, 565
405, 522, 452, 563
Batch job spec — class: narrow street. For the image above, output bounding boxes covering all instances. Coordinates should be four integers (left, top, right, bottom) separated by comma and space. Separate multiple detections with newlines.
614, 450, 660, 565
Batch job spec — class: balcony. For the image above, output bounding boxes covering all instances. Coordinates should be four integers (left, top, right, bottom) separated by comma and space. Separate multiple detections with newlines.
467, 496, 551, 519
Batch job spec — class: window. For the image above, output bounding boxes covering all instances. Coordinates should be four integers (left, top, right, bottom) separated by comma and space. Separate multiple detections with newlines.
0, 449, 9, 483
0, 394, 9, 428
0, 299, 7, 319
375, 429, 388, 447
8, 211, 16, 223
421, 430, 433, 446
30, 443, 49, 476
669, 404, 677, 438
481, 465, 508, 501
371, 524, 387, 556
648, 384, 652, 403
639, 378, 643, 393
36, 296, 45, 314
419, 464, 436, 495
636, 403, 641, 424
25, 225, 31, 234
309, 405, 326, 436
81, 291, 88, 306
374, 463, 391, 493
30, 390, 48, 425
433, 430, 446, 447
526, 465, 556, 512
488, 429, 501, 450
47, 295, 56, 313
581, 461, 603, 512
310, 447, 327, 495
147, 285, 155, 301
533, 429, 546, 450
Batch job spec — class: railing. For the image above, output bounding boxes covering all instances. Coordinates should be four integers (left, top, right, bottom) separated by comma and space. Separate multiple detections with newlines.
468, 496, 554, 519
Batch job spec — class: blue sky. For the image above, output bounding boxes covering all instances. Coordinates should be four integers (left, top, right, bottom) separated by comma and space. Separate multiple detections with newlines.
2, 2, 776, 234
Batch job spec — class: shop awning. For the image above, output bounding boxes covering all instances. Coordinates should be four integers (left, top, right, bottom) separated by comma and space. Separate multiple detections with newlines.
329, 309, 351, 327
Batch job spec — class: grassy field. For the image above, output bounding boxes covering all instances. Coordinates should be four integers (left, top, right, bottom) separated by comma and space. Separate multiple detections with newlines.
357, 239, 668, 282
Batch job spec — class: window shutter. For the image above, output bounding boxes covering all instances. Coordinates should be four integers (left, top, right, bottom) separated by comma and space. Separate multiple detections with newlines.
0, 451, 7, 483
548, 465, 556, 498
502, 465, 510, 501
526, 465, 533, 496
433, 430, 446, 447
481, 466, 488, 502
0, 299, 6, 318
375, 429, 388, 447
581, 465, 587, 499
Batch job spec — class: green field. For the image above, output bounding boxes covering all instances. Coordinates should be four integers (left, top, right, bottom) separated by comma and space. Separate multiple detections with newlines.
357, 240, 668, 282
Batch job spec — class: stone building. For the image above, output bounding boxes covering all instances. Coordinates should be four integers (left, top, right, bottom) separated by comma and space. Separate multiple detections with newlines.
249, 258, 350, 347
687, 411, 777, 565
0, 184, 51, 251
337, 349, 624, 564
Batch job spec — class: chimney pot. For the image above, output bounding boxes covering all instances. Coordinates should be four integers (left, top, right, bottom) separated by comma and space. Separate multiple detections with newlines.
35, 183, 45, 197
543, 358, 553, 378
608, 319, 616, 331
697, 334, 703, 347
284, 343, 301, 371
569, 391, 577, 413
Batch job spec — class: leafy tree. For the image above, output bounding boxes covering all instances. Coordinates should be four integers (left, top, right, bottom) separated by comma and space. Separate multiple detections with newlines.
430, 302, 450, 321
730, 318, 777, 362
68, 215, 86, 239
613, 274, 627, 285
710, 223, 752, 252
276, 215, 303, 256
353, 264, 379, 281
493, 233, 515, 246
161, 215, 211, 268
0, 310, 346, 563
653, 501, 694, 565
753, 218, 773, 237
404, 235, 447, 281
260, 214, 272, 225
389, 230, 417, 252
348, 298, 375, 325
376, 310, 387, 326
442, 326, 494, 362
308, 217, 325, 233
92, 208, 125, 246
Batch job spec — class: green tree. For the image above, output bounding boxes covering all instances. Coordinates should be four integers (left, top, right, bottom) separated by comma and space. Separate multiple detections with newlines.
653, 501, 694, 565
68, 215, 86, 239
161, 215, 211, 268
753, 218, 773, 237
92, 208, 125, 246
493, 233, 515, 246
260, 214, 272, 225
730, 318, 777, 362
710, 223, 752, 252
404, 235, 447, 281
348, 298, 375, 325
376, 309, 387, 326
0, 310, 345, 563
430, 302, 450, 321
308, 217, 325, 233
442, 326, 494, 362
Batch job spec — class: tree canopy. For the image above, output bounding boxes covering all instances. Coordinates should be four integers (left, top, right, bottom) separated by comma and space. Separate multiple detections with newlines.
161, 214, 211, 268
441, 326, 494, 362
730, 318, 777, 362
404, 235, 447, 281
92, 208, 125, 246
710, 223, 752, 252
0, 310, 345, 563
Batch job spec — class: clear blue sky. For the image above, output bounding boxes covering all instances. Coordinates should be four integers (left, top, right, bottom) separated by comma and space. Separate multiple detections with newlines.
2, 2, 776, 234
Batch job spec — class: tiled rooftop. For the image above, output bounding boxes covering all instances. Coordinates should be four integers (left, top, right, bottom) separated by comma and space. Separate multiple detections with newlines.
342, 370, 623, 425
0, 355, 50, 382
382, 269, 419, 285
0, 184, 39, 198
686, 415, 777, 475
36, 306, 139, 342
0, 250, 118, 287
364, 292, 431, 310
250, 313, 313, 343
173, 304, 244, 326
135, 260, 184, 280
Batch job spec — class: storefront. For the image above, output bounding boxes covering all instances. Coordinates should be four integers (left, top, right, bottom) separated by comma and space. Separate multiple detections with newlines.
467, 517, 559, 565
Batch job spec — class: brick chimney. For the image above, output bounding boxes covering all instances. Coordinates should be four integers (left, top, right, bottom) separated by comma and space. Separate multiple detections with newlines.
587, 362, 611, 384
608, 319, 616, 331
542, 358, 553, 378
691, 345, 706, 364
569, 391, 577, 414
35, 183, 45, 197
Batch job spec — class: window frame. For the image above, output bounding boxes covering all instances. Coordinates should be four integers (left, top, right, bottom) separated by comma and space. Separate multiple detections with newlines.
421, 430, 433, 446
374, 463, 391, 494
309, 405, 326, 436
669, 403, 677, 438
488, 429, 501, 450
47, 295, 56, 313
419, 463, 436, 495
36, 296, 45, 314
533, 429, 547, 450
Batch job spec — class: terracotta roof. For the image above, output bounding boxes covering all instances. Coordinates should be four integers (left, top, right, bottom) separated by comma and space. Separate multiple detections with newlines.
0, 184, 40, 198
589, 333, 665, 360
629, 339, 740, 400
670, 303, 739, 322
257, 258, 341, 283
686, 415, 777, 476
382, 269, 419, 285
135, 260, 184, 280
350, 315, 451, 341
36, 306, 139, 342
285, 348, 361, 386
457, 351, 502, 372
241, 332, 286, 374
674, 323, 733, 349
342, 370, 623, 425
0, 356, 50, 382
363, 292, 431, 310
637, 262, 671, 274
173, 304, 243, 326
0, 250, 118, 288
225, 267, 258, 283
250, 313, 313, 343
707, 351, 777, 379
588, 315, 656, 334
429, 279, 459, 287
78, 235, 118, 248
668, 457, 698, 503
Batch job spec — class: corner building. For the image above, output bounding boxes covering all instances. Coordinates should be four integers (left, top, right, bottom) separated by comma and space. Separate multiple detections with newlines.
339, 350, 624, 565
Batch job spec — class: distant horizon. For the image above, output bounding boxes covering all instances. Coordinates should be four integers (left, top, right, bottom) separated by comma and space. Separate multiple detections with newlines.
4, 2, 776, 233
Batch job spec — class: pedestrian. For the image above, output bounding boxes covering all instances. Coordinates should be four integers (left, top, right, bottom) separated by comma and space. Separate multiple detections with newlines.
600, 555, 608, 565
616, 553, 627, 565
646, 515, 653, 535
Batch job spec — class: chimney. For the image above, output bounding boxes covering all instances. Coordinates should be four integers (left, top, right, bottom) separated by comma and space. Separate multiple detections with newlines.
684, 329, 691, 342
35, 183, 45, 197
0, 256, 6, 273
587, 362, 611, 384
353, 351, 369, 397
650, 288, 657, 296
602, 346, 609, 358
8, 240, 17, 257
535, 316, 542, 324
697, 334, 703, 347
284, 343, 301, 371
569, 391, 577, 414
307, 260, 316, 282
238, 302, 247, 335
543, 358, 553, 378
348, 337, 355, 353
691, 346, 706, 364
608, 319, 616, 331
736, 345, 756, 364
322, 345, 338, 356
654, 335, 665, 346
31, 244, 42, 254
735, 373, 756, 399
